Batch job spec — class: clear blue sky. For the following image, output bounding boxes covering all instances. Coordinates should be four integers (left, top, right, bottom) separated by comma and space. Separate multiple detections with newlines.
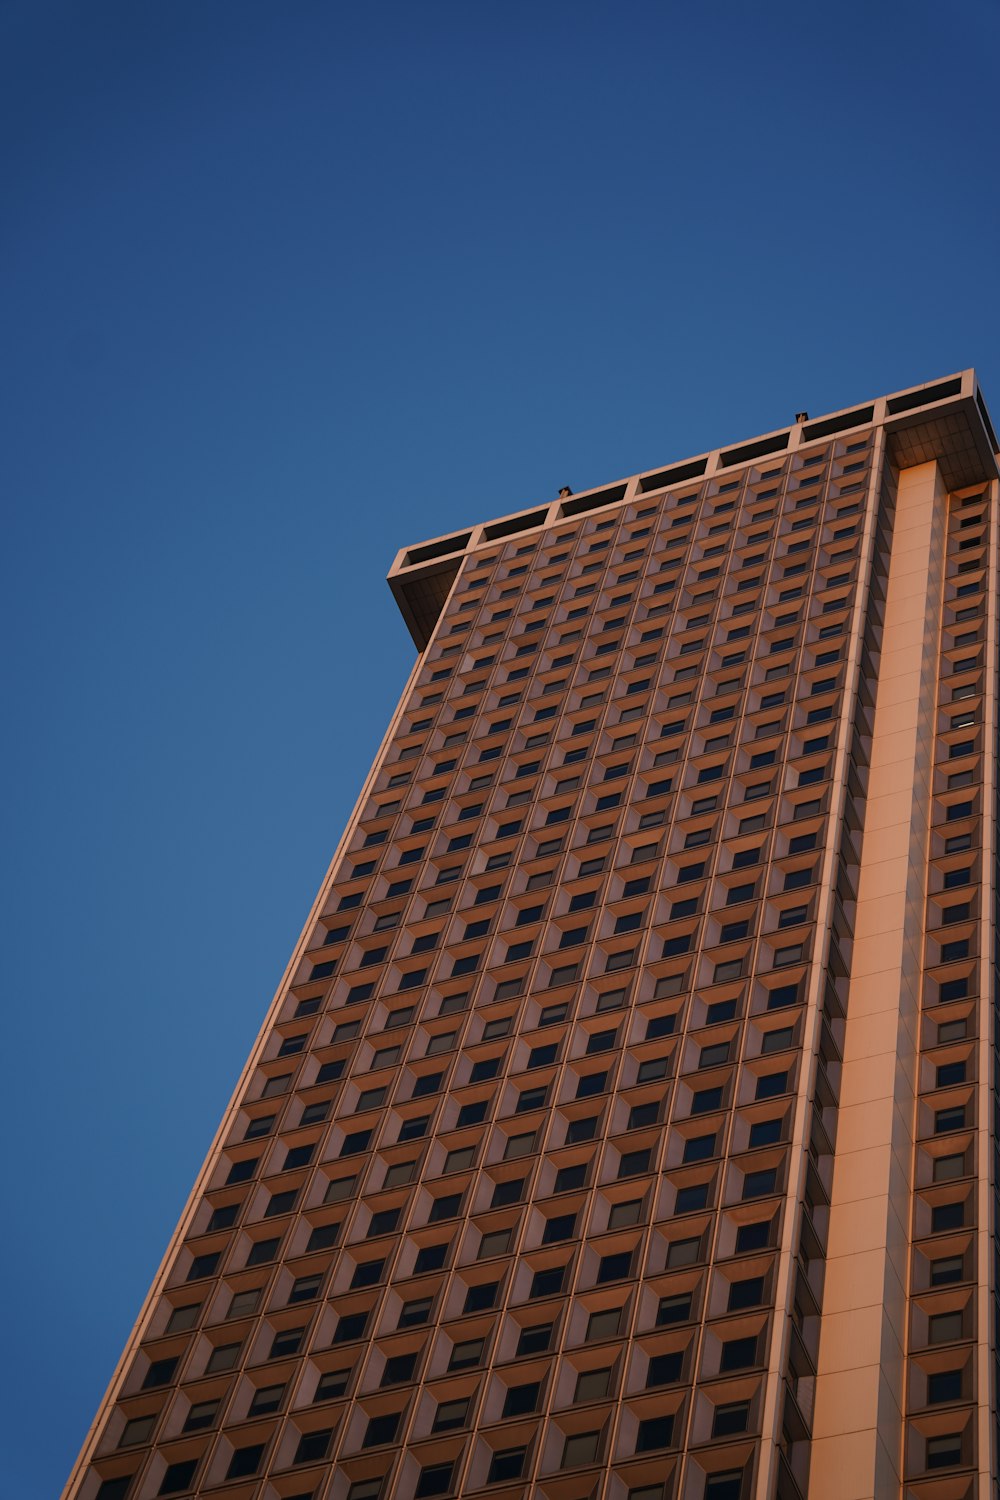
2, 2, 998, 1493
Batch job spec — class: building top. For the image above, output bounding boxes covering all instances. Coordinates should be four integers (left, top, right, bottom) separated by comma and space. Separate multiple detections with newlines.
387, 369, 998, 649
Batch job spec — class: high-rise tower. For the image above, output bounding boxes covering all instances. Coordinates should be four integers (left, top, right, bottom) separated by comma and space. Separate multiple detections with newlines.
67, 371, 999, 1500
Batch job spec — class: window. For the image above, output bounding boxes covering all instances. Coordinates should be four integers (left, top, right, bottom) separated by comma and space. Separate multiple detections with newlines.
705, 1476, 745, 1500
517, 1086, 547, 1113
712, 1399, 750, 1437
341, 1129, 372, 1156
646, 1350, 683, 1385
268, 1326, 304, 1359
728, 1275, 765, 1310
167, 1303, 201, 1332
416, 1462, 453, 1497
659, 930, 692, 954
333, 1311, 368, 1343
933, 1151, 966, 1183
926, 1434, 962, 1469
120, 1414, 157, 1445
287, 1266, 322, 1302
666, 1236, 701, 1268
492, 1178, 524, 1207
929, 1310, 963, 1344
645, 1015, 675, 1041
226, 1446, 264, 1479
597, 1250, 632, 1282
683, 1132, 715, 1162
930, 1255, 964, 1286
575, 1367, 612, 1401
363, 1413, 399, 1448
284, 1142, 315, 1170
464, 1281, 498, 1312
657, 1291, 692, 1324
562, 1431, 600, 1467
206, 1341, 241, 1372
226, 1158, 257, 1182
187, 1251, 221, 1280
619, 1147, 651, 1176
720, 1335, 757, 1371
399, 1296, 433, 1326
517, 1322, 552, 1355
762, 1026, 793, 1054
528, 1042, 558, 1068
414, 1243, 448, 1274
449, 1338, 484, 1370
160, 1461, 200, 1493
266, 1188, 298, 1218
315, 1059, 344, 1084
531, 1266, 565, 1297
503, 1380, 540, 1416
433, 1397, 469, 1431
927, 1369, 962, 1403
456, 1100, 487, 1128
636, 1415, 674, 1451
713, 959, 743, 984
555, 1163, 586, 1193
931, 1202, 965, 1232
248, 1382, 284, 1415
756, 1071, 787, 1099
722, 881, 755, 910
587, 1307, 620, 1340
609, 1199, 643, 1229
488, 1449, 526, 1483
749, 1117, 782, 1148
735, 1219, 771, 1252
315, 1368, 349, 1401
296, 1428, 334, 1463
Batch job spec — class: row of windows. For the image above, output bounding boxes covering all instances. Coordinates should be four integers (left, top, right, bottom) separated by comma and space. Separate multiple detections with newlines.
94, 1445, 750, 1500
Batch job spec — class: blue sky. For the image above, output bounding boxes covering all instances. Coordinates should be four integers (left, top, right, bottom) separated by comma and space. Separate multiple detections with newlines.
2, 2, 998, 1493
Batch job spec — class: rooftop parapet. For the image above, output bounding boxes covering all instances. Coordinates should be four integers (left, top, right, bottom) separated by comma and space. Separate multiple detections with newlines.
388, 369, 998, 649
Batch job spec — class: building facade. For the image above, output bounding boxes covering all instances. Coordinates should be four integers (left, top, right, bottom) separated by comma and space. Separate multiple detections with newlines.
67, 372, 999, 1500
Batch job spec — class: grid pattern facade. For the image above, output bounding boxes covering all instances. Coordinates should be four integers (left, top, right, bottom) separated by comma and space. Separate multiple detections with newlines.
65, 376, 999, 1500
902, 483, 993, 1491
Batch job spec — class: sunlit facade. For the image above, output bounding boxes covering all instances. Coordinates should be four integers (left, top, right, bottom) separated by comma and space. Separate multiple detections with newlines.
67, 371, 999, 1500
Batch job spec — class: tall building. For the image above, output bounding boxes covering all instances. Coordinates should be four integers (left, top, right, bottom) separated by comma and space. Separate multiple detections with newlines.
67, 371, 999, 1500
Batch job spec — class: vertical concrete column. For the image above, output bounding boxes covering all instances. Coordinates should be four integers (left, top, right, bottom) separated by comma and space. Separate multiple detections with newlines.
809, 462, 947, 1498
